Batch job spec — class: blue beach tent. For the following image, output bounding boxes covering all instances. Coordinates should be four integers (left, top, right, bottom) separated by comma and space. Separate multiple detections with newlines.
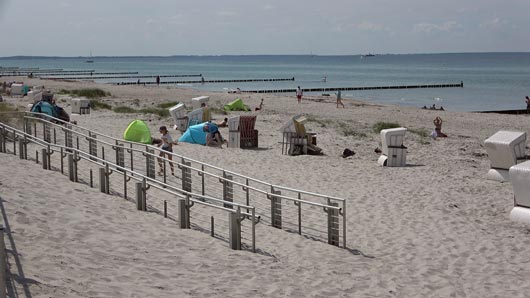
178, 123, 207, 145
31, 101, 58, 118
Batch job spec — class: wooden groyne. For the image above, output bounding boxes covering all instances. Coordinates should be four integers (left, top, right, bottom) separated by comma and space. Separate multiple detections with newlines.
35, 71, 133, 76
241, 82, 464, 93
115, 77, 295, 85
41, 74, 203, 80
476, 109, 530, 115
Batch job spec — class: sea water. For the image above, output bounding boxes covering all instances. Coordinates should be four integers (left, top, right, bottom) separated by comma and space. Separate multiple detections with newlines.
1, 53, 529, 112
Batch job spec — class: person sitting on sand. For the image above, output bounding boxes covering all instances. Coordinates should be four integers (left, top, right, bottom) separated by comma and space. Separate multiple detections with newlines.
217, 118, 228, 127
430, 104, 436, 110
255, 98, 264, 111
203, 122, 223, 148
156, 126, 177, 176
433, 116, 447, 138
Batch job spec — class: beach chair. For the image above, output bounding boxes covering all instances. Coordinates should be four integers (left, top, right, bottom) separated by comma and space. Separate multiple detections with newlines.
187, 108, 204, 127
202, 107, 211, 123
27, 90, 43, 103
484, 130, 527, 182
377, 127, 407, 167
509, 161, 530, 223
280, 115, 320, 155
227, 116, 258, 149
191, 96, 209, 109
71, 98, 90, 114
169, 103, 188, 132
10, 83, 24, 96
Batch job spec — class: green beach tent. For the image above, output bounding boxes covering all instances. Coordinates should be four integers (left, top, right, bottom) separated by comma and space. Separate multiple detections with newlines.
123, 120, 152, 144
223, 98, 250, 111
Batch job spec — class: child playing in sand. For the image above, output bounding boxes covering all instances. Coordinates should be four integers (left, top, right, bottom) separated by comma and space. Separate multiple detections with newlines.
157, 126, 177, 176
255, 98, 264, 111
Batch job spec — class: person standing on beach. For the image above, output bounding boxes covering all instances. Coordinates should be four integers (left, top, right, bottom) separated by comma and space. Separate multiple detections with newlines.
156, 75, 160, 86
296, 86, 303, 103
156, 126, 177, 176
336, 90, 345, 108
525, 96, 530, 111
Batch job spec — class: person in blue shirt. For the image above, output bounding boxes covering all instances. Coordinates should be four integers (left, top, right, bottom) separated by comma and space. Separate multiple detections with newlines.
203, 122, 223, 148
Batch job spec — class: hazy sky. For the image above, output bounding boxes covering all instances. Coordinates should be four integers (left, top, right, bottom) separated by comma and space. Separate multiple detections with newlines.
1, 0, 529, 56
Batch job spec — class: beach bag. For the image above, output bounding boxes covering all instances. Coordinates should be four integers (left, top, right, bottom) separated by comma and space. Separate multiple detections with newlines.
342, 148, 355, 158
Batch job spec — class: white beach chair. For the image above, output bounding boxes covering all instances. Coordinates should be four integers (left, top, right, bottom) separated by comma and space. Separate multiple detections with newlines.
509, 161, 530, 223
191, 96, 209, 109
169, 103, 188, 132
71, 98, 90, 114
27, 90, 43, 103
10, 83, 24, 96
228, 116, 241, 148
484, 131, 527, 182
187, 108, 204, 127
377, 127, 407, 167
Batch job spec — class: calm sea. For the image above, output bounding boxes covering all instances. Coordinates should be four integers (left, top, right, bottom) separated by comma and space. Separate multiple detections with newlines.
1, 53, 529, 112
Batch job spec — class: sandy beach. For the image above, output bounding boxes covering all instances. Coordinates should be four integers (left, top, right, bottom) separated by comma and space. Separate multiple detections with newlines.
1, 77, 530, 297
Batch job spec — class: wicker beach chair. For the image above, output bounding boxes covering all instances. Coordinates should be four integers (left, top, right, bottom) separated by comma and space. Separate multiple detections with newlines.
227, 115, 258, 149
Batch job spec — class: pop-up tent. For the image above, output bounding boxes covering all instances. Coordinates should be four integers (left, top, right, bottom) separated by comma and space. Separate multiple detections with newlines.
123, 120, 152, 144
223, 98, 250, 111
178, 123, 207, 145
31, 101, 58, 118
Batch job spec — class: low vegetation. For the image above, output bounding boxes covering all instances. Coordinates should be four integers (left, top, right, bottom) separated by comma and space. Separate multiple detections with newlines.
59, 88, 111, 98
306, 115, 333, 128
408, 128, 429, 138
157, 101, 180, 109
372, 121, 400, 133
113, 106, 170, 117
90, 100, 112, 110
337, 121, 368, 138
0, 102, 22, 127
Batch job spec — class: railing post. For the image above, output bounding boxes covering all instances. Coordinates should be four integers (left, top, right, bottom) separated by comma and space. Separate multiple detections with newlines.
88, 132, 97, 161
145, 149, 155, 178
342, 200, 347, 249
0, 225, 5, 298
115, 143, 124, 171
43, 122, 51, 143
178, 197, 190, 229
181, 160, 192, 192
0, 125, 5, 153
65, 124, 73, 150
222, 172, 233, 209
41, 148, 48, 170
18, 139, 24, 159
297, 193, 302, 235
136, 182, 146, 211
68, 154, 75, 181
99, 168, 107, 193
201, 164, 205, 195
270, 188, 282, 229
228, 208, 242, 250
327, 200, 340, 247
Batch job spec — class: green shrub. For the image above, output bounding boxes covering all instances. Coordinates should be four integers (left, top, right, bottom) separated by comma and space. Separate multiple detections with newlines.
90, 100, 112, 110
113, 106, 170, 117
0, 103, 22, 127
157, 101, 179, 109
59, 88, 111, 98
372, 121, 400, 133
139, 108, 169, 117
113, 106, 136, 113
409, 128, 429, 138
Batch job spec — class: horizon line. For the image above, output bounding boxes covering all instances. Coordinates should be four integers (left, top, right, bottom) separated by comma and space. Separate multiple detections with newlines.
1, 51, 530, 59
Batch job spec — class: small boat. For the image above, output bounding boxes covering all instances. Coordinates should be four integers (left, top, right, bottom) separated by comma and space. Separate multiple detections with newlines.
86, 51, 94, 63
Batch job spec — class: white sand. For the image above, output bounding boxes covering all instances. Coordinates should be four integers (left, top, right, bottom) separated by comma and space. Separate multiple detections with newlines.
1, 77, 530, 297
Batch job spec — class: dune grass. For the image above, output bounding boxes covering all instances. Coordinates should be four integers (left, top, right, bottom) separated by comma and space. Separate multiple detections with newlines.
157, 101, 180, 109
113, 106, 170, 117
59, 88, 111, 98
372, 121, 400, 133
90, 100, 112, 110
0, 103, 22, 127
